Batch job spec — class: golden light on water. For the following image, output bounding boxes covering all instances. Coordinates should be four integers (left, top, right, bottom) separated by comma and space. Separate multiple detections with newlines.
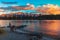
40, 20, 60, 36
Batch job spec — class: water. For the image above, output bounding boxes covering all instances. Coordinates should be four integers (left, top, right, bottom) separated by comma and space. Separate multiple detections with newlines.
0, 20, 60, 37
40, 20, 60, 36
0, 20, 40, 32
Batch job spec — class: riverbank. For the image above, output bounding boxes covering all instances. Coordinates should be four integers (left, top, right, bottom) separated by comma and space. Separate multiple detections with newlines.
0, 27, 56, 40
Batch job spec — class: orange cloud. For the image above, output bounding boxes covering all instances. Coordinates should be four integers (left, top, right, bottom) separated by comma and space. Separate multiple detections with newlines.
36, 4, 60, 15
12, 4, 35, 10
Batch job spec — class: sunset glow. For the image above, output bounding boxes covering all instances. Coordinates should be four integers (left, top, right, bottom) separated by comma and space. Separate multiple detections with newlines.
37, 4, 60, 15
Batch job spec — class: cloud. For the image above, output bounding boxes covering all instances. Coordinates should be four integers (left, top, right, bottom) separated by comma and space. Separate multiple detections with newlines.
0, 3, 35, 11
1, 3, 60, 15
26, 3, 30, 5
0, 9, 4, 12
36, 4, 60, 15
0, 6, 20, 11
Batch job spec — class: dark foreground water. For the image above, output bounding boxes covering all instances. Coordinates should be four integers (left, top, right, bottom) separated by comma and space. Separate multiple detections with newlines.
0, 20, 60, 40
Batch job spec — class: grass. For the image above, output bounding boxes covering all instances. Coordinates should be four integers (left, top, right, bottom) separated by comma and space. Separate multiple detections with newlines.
0, 28, 7, 34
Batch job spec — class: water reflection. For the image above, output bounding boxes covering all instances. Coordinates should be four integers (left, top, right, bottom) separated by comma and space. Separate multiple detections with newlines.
40, 20, 60, 36
0, 20, 60, 36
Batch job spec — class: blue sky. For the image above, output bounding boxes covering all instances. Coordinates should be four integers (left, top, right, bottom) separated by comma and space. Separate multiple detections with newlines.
0, 0, 60, 7
0, 0, 60, 14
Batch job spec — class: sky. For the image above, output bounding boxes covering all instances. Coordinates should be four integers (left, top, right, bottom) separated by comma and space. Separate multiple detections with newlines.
0, 0, 60, 14
0, 0, 60, 7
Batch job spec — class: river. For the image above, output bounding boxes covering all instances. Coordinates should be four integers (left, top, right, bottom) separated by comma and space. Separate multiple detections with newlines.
0, 20, 60, 37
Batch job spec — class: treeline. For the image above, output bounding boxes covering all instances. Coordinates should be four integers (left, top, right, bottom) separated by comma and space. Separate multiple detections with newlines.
40, 15, 60, 20
0, 15, 60, 20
